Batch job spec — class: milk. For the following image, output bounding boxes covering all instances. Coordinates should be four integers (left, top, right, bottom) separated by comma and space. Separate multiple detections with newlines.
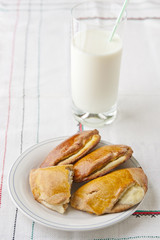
71, 29, 122, 114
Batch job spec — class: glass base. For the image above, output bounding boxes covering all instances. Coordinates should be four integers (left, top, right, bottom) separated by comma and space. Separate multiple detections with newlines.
72, 105, 117, 127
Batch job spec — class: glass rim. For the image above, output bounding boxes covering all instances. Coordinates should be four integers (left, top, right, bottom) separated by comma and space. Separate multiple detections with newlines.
71, 0, 127, 24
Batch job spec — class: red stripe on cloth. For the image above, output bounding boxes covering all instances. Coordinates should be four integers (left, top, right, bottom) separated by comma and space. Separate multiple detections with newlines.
79, 123, 83, 132
133, 211, 160, 215
0, 0, 21, 207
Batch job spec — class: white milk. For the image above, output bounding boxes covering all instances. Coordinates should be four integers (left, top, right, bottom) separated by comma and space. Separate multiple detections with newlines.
71, 29, 122, 114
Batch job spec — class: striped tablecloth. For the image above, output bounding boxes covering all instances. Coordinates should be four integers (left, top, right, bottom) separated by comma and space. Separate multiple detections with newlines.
0, 0, 160, 239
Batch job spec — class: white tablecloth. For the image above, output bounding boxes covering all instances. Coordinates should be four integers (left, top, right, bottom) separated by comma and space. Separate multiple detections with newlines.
0, 0, 160, 239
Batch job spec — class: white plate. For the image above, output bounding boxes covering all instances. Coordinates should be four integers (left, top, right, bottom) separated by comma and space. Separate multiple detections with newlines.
8, 137, 141, 231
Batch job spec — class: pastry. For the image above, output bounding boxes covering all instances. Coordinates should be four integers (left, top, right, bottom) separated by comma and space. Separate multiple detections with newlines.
71, 168, 148, 215
29, 165, 73, 214
73, 145, 133, 182
40, 129, 100, 168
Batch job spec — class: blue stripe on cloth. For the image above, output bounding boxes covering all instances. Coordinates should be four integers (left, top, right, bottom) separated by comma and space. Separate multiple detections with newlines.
12, 208, 18, 240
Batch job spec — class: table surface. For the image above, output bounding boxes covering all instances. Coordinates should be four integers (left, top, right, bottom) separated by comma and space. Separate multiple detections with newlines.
0, 0, 160, 239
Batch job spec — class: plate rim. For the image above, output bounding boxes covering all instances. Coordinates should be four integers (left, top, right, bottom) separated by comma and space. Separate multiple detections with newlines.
8, 137, 140, 231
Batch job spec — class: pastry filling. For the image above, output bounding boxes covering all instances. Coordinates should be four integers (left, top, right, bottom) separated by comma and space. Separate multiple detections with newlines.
41, 201, 68, 214
118, 184, 145, 205
68, 167, 74, 186
101, 156, 126, 170
58, 135, 99, 165
89, 155, 126, 177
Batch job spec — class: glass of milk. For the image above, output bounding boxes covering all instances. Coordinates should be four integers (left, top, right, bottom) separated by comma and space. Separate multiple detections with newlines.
71, 1, 127, 127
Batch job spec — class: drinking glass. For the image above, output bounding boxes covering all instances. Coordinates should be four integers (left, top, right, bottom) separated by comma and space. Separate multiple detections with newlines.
71, 1, 127, 127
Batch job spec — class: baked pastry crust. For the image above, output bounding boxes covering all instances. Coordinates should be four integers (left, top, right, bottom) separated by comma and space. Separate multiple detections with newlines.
29, 165, 73, 214
73, 145, 133, 182
40, 129, 100, 168
71, 168, 148, 215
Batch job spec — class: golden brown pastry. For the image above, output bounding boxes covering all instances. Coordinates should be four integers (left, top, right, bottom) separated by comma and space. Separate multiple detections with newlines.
29, 165, 73, 214
71, 168, 148, 215
40, 129, 100, 168
73, 145, 133, 182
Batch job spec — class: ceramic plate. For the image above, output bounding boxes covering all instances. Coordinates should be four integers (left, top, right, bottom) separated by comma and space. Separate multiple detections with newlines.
8, 137, 141, 231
